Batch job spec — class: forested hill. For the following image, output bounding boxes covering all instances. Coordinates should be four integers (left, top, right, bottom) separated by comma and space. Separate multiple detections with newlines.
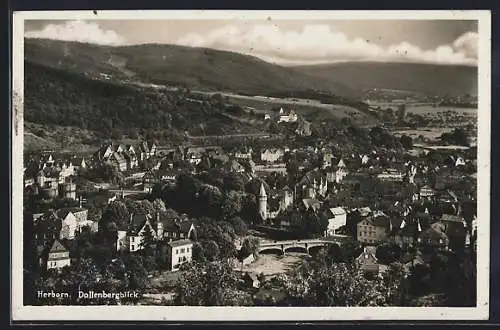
24, 38, 360, 98
24, 60, 257, 139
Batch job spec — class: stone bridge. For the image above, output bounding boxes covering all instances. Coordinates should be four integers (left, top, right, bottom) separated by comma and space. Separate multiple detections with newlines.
258, 235, 349, 255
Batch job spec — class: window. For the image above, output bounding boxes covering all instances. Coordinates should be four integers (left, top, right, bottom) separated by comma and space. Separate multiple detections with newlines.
131, 237, 135, 243
131, 244, 135, 251
186, 247, 190, 253
181, 248, 185, 253
176, 249, 178, 255
178, 257, 182, 263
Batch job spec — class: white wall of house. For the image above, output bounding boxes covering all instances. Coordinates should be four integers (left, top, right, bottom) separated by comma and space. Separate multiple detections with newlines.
170, 243, 193, 270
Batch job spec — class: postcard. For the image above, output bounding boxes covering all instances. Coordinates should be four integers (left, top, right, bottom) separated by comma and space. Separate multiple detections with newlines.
11, 9, 491, 321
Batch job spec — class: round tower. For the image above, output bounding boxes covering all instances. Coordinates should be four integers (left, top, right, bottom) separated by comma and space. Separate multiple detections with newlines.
258, 183, 268, 220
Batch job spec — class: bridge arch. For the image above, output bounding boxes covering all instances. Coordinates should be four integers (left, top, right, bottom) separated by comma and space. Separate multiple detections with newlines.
284, 246, 308, 254
258, 247, 284, 255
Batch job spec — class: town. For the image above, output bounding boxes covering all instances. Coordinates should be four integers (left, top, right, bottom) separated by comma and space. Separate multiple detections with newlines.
23, 102, 478, 307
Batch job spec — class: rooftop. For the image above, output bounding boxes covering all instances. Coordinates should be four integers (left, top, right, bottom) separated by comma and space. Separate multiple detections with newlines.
168, 239, 194, 248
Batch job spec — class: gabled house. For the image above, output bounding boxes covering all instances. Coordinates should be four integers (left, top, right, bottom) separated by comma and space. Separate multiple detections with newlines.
127, 213, 156, 252
419, 185, 436, 199
52, 208, 94, 240
418, 222, 449, 250
226, 159, 246, 173
260, 149, 284, 163
157, 213, 197, 241
455, 156, 466, 167
46, 239, 71, 270
72, 157, 87, 171
108, 152, 127, 172
325, 207, 347, 236
356, 246, 380, 277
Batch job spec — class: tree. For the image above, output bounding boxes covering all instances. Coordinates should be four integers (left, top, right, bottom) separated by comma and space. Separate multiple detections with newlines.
230, 216, 248, 236
192, 242, 206, 262
279, 261, 403, 306
223, 173, 246, 192
400, 135, 413, 150
100, 201, 130, 240
239, 237, 260, 259
376, 243, 402, 265
201, 240, 220, 261
152, 198, 167, 213
174, 261, 252, 306
440, 128, 469, 146
221, 191, 245, 219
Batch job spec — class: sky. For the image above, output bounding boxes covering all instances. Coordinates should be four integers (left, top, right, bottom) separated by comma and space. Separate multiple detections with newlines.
24, 19, 479, 66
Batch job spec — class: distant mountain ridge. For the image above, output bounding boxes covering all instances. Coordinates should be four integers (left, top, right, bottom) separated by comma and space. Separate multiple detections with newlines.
292, 62, 477, 97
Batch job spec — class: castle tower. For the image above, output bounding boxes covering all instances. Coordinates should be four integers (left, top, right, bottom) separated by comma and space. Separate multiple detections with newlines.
258, 183, 268, 220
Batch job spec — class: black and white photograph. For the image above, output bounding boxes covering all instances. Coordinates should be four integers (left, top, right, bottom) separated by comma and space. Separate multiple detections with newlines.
11, 10, 491, 321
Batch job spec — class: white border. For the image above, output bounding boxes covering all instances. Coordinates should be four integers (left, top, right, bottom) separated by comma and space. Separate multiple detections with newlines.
11, 10, 491, 321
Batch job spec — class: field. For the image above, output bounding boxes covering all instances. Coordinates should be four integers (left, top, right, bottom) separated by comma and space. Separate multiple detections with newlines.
406, 105, 477, 115
392, 127, 454, 140
193, 91, 372, 123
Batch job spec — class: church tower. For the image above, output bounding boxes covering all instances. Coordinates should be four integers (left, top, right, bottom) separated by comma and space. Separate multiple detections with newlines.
258, 183, 268, 220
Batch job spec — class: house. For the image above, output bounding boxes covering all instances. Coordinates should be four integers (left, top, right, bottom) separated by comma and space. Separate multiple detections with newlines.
301, 198, 322, 212
392, 221, 422, 249
295, 118, 312, 136
108, 152, 127, 172
455, 156, 466, 167
226, 159, 246, 173
260, 149, 284, 163
325, 207, 347, 236
233, 147, 253, 160
277, 108, 298, 123
46, 240, 71, 270
355, 246, 380, 277
437, 190, 459, 204
138, 140, 157, 160
243, 272, 261, 289
157, 213, 196, 241
167, 239, 193, 271
357, 213, 393, 244
358, 207, 372, 217
58, 161, 75, 180
127, 213, 156, 252
95, 144, 115, 161
123, 151, 139, 170
55, 208, 94, 240
360, 154, 370, 165
419, 185, 436, 199
438, 214, 467, 249
418, 222, 449, 250
254, 163, 287, 176
322, 151, 333, 169
377, 169, 404, 182
72, 157, 87, 171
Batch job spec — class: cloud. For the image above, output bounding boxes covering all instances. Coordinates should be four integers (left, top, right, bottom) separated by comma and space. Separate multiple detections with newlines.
176, 24, 478, 66
24, 20, 478, 66
25, 20, 125, 46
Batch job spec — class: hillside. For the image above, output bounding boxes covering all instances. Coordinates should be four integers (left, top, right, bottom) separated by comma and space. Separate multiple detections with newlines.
292, 62, 477, 97
24, 60, 267, 150
24, 38, 359, 98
